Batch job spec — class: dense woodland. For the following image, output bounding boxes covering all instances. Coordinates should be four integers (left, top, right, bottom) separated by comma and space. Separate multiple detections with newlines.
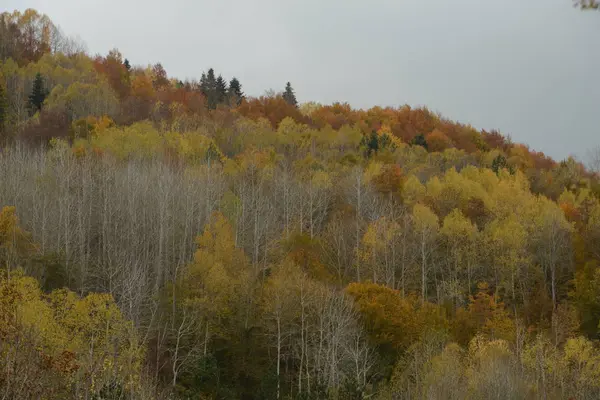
2, 8, 600, 400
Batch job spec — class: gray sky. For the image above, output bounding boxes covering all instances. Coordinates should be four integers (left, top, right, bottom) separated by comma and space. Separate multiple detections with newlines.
6, 0, 600, 161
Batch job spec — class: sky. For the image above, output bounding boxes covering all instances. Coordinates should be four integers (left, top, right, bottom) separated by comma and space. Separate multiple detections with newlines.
5, 0, 600, 161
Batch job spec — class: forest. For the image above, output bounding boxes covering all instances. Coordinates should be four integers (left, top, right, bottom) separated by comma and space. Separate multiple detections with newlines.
1, 7, 600, 400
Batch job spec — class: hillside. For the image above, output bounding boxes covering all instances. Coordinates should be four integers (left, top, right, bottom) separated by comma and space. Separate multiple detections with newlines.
1, 8, 600, 400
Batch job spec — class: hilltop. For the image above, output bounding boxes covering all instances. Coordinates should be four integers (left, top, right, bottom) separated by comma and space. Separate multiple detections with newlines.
1, 8, 600, 400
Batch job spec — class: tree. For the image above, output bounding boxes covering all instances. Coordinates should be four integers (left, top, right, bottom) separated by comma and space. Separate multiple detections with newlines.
171, 212, 253, 390
570, 261, 600, 338
491, 154, 508, 174
262, 261, 301, 399
199, 72, 208, 93
0, 272, 145, 399
425, 129, 452, 152
423, 343, 467, 399
28, 72, 48, 114
0, 206, 36, 271
152, 62, 169, 90
440, 209, 478, 298
282, 81, 298, 107
123, 58, 131, 71
360, 131, 379, 158
412, 204, 439, 303
410, 133, 428, 150
562, 336, 600, 397
93, 49, 130, 99
466, 282, 515, 342
531, 198, 573, 311
215, 74, 228, 105
359, 131, 395, 159
228, 77, 244, 106
201, 68, 218, 110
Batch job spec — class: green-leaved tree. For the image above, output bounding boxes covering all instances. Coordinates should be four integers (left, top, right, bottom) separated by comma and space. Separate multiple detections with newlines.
28, 73, 48, 115
282, 81, 297, 107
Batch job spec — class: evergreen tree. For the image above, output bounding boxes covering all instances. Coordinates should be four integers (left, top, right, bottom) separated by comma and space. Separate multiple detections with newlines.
410, 133, 428, 150
215, 75, 228, 105
282, 81, 298, 107
491, 154, 514, 175
227, 77, 244, 106
201, 68, 218, 110
379, 133, 396, 152
28, 73, 48, 115
360, 131, 380, 158
123, 58, 131, 71
200, 72, 208, 93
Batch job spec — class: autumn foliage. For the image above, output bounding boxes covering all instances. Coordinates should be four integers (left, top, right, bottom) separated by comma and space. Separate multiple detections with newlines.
2, 7, 600, 400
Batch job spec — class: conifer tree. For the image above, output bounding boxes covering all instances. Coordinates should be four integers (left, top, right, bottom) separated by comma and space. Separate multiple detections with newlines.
491, 154, 507, 174
410, 133, 428, 150
28, 73, 48, 115
215, 75, 228, 105
201, 68, 218, 110
200, 72, 208, 93
228, 77, 244, 106
360, 131, 380, 158
282, 81, 298, 107
123, 58, 131, 71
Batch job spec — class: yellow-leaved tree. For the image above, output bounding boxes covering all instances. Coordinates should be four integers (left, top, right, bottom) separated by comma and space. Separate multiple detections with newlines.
167, 211, 253, 389
0, 271, 144, 400
0, 206, 37, 273
412, 204, 439, 303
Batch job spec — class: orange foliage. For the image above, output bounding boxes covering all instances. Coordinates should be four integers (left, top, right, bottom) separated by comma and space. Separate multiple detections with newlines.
237, 95, 309, 128
481, 130, 510, 152
157, 87, 205, 115
372, 164, 404, 199
93, 49, 130, 99
426, 129, 453, 152
560, 202, 581, 224
308, 102, 359, 129
130, 75, 155, 100
284, 233, 332, 282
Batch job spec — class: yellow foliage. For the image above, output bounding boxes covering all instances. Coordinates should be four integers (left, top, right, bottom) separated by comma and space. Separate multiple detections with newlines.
0, 206, 36, 268
0, 271, 143, 397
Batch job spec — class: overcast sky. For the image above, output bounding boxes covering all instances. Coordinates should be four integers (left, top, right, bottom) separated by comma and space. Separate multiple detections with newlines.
6, 0, 600, 161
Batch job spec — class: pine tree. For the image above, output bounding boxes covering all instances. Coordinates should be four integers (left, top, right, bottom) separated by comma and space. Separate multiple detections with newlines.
282, 81, 297, 107
228, 77, 244, 106
201, 68, 218, 110
123, 59, 131, 71
215, 75, 228, 106
199, 72, 208, 103
28, 73, 48, 115
410, 134, 428, 150
491, 154, 514, 175
360, 131, 380, 158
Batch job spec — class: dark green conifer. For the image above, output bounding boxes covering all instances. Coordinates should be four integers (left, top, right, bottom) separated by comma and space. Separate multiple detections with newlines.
410, 134, 428, 150
201, 68, 218, 110
28, 73, 48, 115
228, 77, 244, 106
282, 81, 298, 107
215, 75, 228, 105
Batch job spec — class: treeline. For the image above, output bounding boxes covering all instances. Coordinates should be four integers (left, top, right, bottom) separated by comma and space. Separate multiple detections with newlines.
2, 7, 600, 400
